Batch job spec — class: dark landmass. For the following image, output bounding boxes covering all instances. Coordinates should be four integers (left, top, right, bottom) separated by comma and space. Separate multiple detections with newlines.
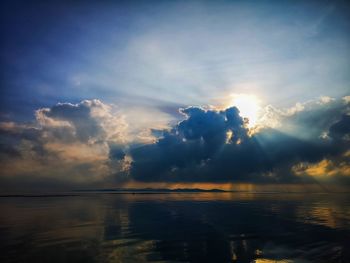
73, 188, 228, 193
0, 194, 80, 197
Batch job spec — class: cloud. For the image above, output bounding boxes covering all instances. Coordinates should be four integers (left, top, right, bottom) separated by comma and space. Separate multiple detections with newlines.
129, 96, 350, 184
0, 96, 349, 190
130, 106, 252, 182
0, 100, 132, 188
329, 114, 350, 141
256, 96, 347, 138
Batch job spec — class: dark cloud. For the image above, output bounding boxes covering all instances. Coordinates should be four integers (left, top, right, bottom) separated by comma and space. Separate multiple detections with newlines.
130, 106, 249, 182
130, 98, 350, 183
329, 114, 350, 141
108, 144, 126, 160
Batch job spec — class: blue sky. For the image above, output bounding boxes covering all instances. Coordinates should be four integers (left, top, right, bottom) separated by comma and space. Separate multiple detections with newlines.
0, 0, 349, 190
1, 0, 349, 120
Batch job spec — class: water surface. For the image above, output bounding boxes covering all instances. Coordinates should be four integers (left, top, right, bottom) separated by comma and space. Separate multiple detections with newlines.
1, 192, 349, 263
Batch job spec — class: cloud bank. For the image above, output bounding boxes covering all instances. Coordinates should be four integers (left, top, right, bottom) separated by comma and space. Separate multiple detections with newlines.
0, 96, 349, 190
130, 96, 350, 184
0, 100, 132, 189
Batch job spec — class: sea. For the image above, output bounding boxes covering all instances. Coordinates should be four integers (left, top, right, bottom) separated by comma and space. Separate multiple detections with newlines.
1, 192, 349, 263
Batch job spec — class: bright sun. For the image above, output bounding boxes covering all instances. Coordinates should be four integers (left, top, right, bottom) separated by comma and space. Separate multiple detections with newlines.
231, 94, 261, 127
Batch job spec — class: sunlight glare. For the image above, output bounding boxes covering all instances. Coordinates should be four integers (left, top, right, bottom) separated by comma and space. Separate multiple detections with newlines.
231, 94, 261, 127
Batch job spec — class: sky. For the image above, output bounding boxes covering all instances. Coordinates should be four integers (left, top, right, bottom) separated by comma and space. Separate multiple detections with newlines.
0, 0, 349, 191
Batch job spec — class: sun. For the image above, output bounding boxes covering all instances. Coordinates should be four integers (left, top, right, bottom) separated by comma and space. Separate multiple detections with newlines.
231, 94, 261, 127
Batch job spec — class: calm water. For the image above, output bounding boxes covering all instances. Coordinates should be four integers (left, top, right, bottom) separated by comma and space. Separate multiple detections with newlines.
0, 193, 349, 263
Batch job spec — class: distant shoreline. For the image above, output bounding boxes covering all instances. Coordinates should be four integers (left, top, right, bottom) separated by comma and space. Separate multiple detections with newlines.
1, 188, 349, 197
